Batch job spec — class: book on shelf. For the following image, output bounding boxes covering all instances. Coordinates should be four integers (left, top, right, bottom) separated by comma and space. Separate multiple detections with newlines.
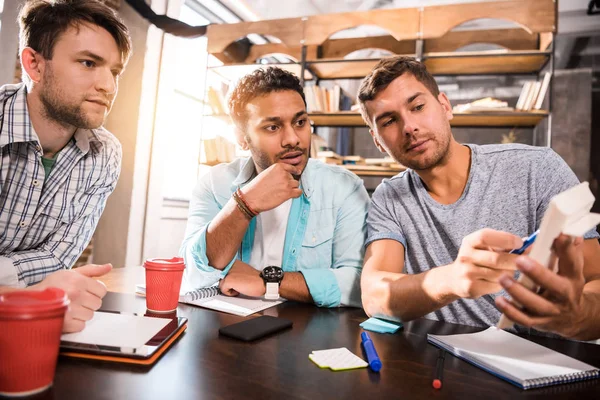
207, 86, 226, 115
304, 84, 354, 113
533, 72, 551, 110
515, 74, 550, 112
316, 151, 370, 166
310, 134, 328, 159
365, 157, 399, 166
515, 81, 532, 110
524, 81, 541, 111
453, 97, 514, 113
201, 136, 236, 165
342, 155, 365, 165
316, 150, 342, 165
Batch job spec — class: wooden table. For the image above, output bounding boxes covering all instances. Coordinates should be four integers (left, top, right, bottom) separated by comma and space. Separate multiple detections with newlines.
98, 266, 145, 294
48, 268, 600, 400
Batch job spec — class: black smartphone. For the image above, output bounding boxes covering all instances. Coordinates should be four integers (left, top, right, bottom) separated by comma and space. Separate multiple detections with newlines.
219, 316, 293, 341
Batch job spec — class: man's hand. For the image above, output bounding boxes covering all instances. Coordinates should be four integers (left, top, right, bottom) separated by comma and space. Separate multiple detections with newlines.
443, 229, 523, 299
496, 235, 588, 338
241, 163, 302, 213
219, 262, 265, 298
31, 264, 112, 333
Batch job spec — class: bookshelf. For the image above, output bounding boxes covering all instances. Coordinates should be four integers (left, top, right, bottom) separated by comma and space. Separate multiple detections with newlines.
309, 111, 550, 128
204, 0, 557, 178
306, 50, 551, 79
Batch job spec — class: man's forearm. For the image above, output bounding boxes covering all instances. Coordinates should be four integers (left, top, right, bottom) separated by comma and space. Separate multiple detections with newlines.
280, 272, 313, 303
205, 198, 251, 270
363, 267, 458, 322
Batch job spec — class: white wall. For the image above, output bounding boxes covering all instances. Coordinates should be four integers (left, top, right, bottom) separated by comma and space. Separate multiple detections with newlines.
94, 0, 167, 267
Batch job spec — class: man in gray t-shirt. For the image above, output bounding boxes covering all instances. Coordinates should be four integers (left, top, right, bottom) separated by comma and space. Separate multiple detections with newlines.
367, 143, 599, 330
356, 56, 600, 340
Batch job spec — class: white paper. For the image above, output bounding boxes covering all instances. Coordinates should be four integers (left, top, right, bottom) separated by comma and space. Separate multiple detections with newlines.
136, 283, 283, 317
309, 347, 368, 370
182, 295, 284, 317
428, 327, 598, 384
61, 311, 170, 349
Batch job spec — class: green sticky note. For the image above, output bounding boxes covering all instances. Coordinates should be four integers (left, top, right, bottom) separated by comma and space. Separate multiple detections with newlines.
360, 317, 403, 334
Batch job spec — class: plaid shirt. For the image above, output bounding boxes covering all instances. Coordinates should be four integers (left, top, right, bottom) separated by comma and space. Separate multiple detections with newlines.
0, 83, 122, 287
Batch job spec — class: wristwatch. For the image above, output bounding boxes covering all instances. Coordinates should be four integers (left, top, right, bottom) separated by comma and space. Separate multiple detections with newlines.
260, 266, 284, 300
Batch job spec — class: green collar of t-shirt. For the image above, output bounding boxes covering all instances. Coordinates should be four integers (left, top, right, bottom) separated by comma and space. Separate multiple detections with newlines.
41, 153, 58, 179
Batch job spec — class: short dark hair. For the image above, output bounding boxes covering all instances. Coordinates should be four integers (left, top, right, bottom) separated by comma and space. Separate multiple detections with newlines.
357, 56, 440, 128
228, 67, 306, 131
18, 0, 132, 64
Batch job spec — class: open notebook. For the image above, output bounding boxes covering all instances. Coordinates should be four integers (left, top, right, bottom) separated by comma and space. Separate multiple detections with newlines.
136, 284, 284, 317
427, 327, 599, 390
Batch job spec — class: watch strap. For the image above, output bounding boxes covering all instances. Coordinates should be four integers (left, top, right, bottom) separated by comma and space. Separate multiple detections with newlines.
265, 282, 280, 300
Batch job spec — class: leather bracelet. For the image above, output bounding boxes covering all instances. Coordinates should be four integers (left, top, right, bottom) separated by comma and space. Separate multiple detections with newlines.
235, 188, 258, 216
232, 191, 255, 220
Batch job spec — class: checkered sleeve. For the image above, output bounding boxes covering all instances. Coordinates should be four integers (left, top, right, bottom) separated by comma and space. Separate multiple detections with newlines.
3, 142, 122, 287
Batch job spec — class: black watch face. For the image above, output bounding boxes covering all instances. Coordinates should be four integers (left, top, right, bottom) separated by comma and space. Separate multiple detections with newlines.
262, 266, 284, 283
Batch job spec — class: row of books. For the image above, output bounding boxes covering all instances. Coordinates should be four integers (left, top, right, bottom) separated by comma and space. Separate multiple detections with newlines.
207, 87, 228, 115
304, 85, 353, 113
200, 136, 236, 165
516, 72, 551, 111
453, 97, 513, 113
316, 150, 403, 168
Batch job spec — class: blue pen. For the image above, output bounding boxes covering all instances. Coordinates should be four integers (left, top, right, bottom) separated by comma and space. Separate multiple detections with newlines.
509, 230, 539, 255
361, 331, 382, 372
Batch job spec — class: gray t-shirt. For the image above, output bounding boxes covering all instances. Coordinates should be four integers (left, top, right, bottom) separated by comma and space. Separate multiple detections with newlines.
366, 143, 599, 330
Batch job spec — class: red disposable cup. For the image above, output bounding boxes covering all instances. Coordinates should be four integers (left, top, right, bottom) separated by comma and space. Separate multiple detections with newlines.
144, 257, 185, 313
0, 288, 69, 397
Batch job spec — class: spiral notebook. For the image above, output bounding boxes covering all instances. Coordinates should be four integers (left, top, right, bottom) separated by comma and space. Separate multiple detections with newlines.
135, 284, 284, 317
427, 327, 599, 390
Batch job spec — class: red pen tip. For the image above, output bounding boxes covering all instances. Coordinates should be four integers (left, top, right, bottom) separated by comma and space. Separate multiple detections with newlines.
433, 379, 442, 389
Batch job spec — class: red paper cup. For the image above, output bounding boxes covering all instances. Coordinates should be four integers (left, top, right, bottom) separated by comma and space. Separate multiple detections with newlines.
0, 288, 69, 397
144, 257, 185, 313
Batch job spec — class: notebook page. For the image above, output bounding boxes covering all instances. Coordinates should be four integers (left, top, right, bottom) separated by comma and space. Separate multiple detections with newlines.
136, 283, 283, 316
181, 294, 284, 317
429, 327, 598, 383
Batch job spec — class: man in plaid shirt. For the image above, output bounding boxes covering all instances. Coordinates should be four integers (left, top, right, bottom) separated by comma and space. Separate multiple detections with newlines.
0, 0, 131, 332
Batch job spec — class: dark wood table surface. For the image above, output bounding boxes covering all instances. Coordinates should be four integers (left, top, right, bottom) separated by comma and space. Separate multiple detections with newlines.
37, 268, 600, 399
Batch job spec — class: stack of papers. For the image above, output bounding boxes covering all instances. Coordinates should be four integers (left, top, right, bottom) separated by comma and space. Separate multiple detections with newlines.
453, 97, 514, 113
309, 347, 368, 371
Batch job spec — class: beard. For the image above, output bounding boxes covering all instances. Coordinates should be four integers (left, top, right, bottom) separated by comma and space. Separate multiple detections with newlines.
388, 130, 452, 171
39, 65, 109, 130
246, 134, 308, 180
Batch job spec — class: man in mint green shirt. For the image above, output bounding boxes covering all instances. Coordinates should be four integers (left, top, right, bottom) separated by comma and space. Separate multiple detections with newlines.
180, 67, 369, 307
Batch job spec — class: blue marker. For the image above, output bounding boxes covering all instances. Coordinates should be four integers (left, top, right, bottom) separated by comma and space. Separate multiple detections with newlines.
361, 331, 382, 372
509, 230, 539, 255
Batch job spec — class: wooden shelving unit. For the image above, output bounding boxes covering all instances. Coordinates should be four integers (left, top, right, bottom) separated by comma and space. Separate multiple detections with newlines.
204, 0, 557, 178
210, 63, 313, 82
422, 50, 551, 76
309, 110, 549, 128
306, 50, 550, 79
